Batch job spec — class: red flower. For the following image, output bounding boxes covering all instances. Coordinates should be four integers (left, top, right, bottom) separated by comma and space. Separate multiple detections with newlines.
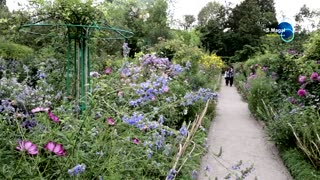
44, 141, 66, 156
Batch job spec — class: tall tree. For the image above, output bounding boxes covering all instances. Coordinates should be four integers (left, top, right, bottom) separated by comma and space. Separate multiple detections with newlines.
223, 0, 278, 61
197, 1, 226, 27
182, 15, 195, 30
295, 4, 320, 32
0, 0, 5, 7
197, 1, 227, 54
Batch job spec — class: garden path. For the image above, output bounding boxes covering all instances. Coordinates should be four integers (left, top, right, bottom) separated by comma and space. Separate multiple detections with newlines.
197, 81, 292, 180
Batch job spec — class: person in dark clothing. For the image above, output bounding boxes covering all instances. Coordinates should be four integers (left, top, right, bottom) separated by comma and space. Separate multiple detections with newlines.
224, 69, 230, 86
229, 67, 234, 87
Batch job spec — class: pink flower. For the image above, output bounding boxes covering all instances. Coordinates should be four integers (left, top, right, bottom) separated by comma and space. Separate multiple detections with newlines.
132, 138, 140, 145
298, 75, 306, 84
317, 76, 320, 82
44, 141, 66, 156
310, 72, 319, 80
107, 117, 115, 125
16, 140, 38, 155
48, 111, 60, 123
297, 89, 307, 97
31, 107, 49, 113
105, 67, 112, 75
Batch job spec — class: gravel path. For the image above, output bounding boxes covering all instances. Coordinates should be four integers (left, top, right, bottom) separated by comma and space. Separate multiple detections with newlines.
198, 81, 292, 180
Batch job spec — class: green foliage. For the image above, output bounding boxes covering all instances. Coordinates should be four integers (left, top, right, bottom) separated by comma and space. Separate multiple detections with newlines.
246, 71, 279, 121
282, 148, 320, 180
0, 41, 34, 60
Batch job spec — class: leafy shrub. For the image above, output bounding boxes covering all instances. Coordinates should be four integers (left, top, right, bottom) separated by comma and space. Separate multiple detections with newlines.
282, 148, 320, 180
247, 70, 280, 121
199, 54, 225, 70
0, 41, 34, 60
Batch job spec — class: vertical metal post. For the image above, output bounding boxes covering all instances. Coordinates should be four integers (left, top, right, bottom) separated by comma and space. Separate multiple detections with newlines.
66, 36, 71, 96
80, 35, 86, 111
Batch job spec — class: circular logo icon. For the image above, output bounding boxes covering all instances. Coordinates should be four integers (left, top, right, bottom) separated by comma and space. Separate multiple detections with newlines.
276, 21, 294, 43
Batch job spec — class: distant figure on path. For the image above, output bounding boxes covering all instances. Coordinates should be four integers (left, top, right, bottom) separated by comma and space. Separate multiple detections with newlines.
224, 69, 230, 86
229, 67, 234, 87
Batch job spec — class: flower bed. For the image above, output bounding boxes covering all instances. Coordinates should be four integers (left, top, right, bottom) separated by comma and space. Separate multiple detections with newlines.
0, 53, 221, 179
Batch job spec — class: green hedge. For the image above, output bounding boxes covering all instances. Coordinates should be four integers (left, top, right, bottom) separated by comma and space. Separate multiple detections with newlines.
0, 41, 34, 60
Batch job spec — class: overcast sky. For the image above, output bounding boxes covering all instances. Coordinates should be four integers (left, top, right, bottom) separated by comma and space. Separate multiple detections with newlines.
7, 0, 320, 27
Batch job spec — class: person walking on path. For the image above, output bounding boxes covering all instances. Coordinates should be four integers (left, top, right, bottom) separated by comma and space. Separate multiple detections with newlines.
229, 67, 234, 87
224, 69, 230, 86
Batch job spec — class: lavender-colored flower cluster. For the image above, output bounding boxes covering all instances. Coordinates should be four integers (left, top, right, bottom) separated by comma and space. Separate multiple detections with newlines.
169, 64, 184, 76
122, 43, 131, 58
166, 169, 177, 180
129, 75, 170, 106
140, 54, 171, 69
179, 125, 188, 136
122, 113, 144, 126
181, 88, 218, 106
68, 164, 86, 176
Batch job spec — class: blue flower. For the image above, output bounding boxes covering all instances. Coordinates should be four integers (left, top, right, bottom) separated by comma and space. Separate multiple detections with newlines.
68, 164, 86, 176
36, 70, 46, 79
158, 115, 165, 124
166, 169, 177, 180
147, 149, 153, 159
122, 113, 144, 125
155, 136, 165, 150
179, 125, 188, 137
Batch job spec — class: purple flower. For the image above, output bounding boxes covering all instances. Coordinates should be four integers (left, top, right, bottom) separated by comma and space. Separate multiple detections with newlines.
288, 49, 297, 55
288, 97, 296, 104
132, 138, 140, 144
166, 169, 176, 180
147, 149, 153, 159
179, 125, 188, 137
262, 66, 268, 71
122, 113, 144, 125
297, 89, 307, 97
298, 75, 306, 84
310, 72, 319, 80
158, 115, 165, 124
122, 43, 131, 57
21, 120, 37, 130
68, 164, 86, 176
37, 70, 46, 79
